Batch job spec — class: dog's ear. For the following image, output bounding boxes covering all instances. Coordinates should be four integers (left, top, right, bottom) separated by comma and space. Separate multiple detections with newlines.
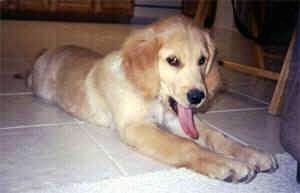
203, 32, 216, 75
122, 29, 161, 99
205, 61, 222, 100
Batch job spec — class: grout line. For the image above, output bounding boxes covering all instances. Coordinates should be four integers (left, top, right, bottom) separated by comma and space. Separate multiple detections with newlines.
0, 121, 79, 130
72, 118, 85, 124
74, 119, 129, 177
206, 107, 267, 114
0, 92, 33, 96
227, 88, 270, 105
202, 119, 249, 146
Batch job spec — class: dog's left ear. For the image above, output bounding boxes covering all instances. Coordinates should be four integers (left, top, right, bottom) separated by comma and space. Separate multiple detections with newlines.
205, 61, 222, 101
204, 32, 216, 75
203, 31, 221, 99
122, 29, 161, 99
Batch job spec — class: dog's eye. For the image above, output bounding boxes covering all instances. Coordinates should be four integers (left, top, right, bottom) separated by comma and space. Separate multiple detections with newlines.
198, 56, 206, 66
166, 56, 180, 67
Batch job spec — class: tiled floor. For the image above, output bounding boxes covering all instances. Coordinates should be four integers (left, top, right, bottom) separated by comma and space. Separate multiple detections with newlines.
0, 64, 283, 193
0, 61, 284, 193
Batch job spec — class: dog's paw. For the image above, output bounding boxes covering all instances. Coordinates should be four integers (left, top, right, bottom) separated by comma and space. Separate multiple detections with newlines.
221, 159, 257, 183
244, 149, 278, 173
192, 158, 257, 183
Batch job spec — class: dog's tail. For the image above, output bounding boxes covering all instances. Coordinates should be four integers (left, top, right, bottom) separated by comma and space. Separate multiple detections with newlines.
14, 48, 48, 88
13, 69, 32, 88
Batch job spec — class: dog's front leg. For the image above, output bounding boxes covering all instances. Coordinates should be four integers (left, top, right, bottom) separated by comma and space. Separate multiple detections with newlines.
120, 122, 255, 183
195, 118, 278, 173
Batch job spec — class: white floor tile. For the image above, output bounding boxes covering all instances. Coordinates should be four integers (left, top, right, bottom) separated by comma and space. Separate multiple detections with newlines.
206, 91, 267, 113
83, 124, 171, 176
0, 95, 74, 128
200, 110, 284, 154
0, 125, 122, 193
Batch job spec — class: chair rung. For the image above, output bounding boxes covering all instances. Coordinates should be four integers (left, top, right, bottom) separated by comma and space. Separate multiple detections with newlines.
263, 53, 284, 60
220, 60, 280, 81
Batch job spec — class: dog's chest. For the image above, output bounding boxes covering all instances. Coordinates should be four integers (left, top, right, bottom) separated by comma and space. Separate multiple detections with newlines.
145, 99, 192, 139
145, 99, 164, 124
145, 99, 178, 127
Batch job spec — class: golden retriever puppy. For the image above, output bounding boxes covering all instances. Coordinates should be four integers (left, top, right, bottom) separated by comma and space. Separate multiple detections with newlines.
29, 16, 277, 183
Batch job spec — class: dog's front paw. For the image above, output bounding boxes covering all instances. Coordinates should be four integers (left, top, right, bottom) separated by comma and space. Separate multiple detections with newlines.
190, 158, 257, 183
244, 149, 278, 173
220, 159, 257, 183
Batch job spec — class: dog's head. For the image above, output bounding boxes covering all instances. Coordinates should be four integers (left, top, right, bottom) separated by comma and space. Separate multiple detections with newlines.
122, 16, 221, 139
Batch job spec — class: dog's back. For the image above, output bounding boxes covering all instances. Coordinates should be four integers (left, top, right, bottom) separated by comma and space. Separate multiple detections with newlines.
31, 45, 101, 103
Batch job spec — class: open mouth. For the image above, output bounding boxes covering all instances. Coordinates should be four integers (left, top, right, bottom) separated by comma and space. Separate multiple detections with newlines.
168, 96, 199, 139
168, 96, 178, 114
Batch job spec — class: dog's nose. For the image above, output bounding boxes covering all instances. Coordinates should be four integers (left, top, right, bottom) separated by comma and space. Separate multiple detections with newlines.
187, 89, 205, 105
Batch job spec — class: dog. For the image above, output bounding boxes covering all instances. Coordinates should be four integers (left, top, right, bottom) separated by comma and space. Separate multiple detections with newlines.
28, 16, 278, 183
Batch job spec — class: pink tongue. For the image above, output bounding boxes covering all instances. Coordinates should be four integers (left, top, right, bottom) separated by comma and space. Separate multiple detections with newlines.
177, 104, 199, 139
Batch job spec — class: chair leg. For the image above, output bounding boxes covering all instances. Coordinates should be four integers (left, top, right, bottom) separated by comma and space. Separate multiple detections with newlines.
297, 161, 300, 183
268, 32, 296, 115
194, 0, 209, 27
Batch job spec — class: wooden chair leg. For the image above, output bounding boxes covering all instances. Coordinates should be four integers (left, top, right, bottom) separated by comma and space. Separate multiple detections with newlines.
194, 0, 209, 27
268, 32, 296, 115
254, 44, 265, 69
251, 15, 265, 69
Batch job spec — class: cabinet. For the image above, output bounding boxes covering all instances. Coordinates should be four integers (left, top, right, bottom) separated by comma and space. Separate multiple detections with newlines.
0, 0, 134, 23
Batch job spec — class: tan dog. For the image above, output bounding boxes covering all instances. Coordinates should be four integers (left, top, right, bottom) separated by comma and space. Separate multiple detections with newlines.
29, 16, 277, 183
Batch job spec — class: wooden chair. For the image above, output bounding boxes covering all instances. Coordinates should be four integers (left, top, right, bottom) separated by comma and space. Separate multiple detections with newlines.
194, 0, 296, 115
220, 32, 295, 115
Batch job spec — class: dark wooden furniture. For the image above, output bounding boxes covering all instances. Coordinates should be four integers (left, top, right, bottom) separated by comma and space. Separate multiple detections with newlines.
0, 0, 134, 23
183, 0, 217, 28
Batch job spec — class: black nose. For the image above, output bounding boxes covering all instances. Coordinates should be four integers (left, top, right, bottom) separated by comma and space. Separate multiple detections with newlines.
187, 89, 205, 105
